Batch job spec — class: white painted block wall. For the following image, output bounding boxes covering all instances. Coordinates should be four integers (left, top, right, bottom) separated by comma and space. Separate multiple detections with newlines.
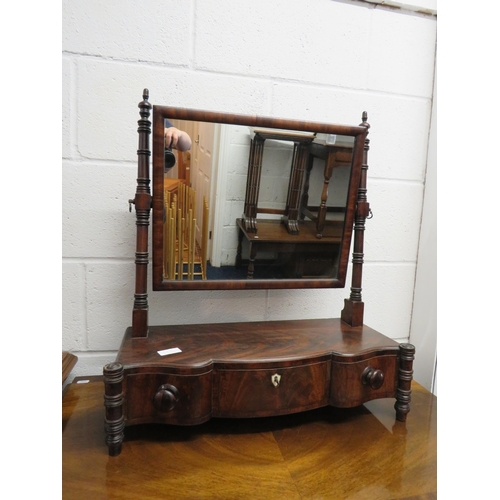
62, 0, 437, 385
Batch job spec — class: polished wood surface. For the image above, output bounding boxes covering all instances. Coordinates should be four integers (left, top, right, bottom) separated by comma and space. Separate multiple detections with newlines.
62, 352, 77, 383
63, 378, 436, 500
237, 217, 343, 244
117, 318, 399, 367
131, 89, 152, 337
105, 318, 412, 455
341, 111, 370, 327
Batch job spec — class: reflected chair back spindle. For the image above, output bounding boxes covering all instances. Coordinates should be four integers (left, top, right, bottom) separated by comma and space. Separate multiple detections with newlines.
163, 183, 208, 281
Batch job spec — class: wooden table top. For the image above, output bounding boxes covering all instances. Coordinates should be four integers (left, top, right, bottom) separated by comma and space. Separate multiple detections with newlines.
237, 218, 343, 243
62, 377, 436, 500
62, 352, 77, 384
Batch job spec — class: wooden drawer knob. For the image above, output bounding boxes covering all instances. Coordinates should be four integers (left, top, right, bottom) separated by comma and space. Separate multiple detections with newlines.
362, 367, 384, 390
153, 384, 180, 412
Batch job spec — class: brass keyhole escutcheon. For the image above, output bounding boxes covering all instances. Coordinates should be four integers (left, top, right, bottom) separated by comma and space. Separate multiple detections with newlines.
272, 374, 281, 387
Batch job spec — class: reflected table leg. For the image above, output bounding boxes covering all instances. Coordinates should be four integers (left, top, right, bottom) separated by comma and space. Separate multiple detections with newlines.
316, 151, 335, 238
236, 226, 243, 268
247, 242, 257, 279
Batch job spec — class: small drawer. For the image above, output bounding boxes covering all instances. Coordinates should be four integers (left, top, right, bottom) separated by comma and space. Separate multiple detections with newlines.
330, 354, 398, 408
213, 361, 330, 418
125, 371, 212, 425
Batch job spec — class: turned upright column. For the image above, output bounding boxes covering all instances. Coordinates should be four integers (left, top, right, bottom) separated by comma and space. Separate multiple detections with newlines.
103, 362, 125, 456
243, 131, 314, 234
283, 141, 311, 235
131, 89, 152, 337
243, 134, 265, 232
395, 343, 416, 421
341, 112, 370, 327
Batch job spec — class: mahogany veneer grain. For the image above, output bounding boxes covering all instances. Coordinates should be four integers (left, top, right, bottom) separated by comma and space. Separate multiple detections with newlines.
117, 318, 399, 369
104, 318, 411, 456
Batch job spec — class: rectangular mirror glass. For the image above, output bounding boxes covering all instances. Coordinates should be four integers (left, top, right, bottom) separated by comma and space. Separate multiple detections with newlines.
152, 106, 367, 290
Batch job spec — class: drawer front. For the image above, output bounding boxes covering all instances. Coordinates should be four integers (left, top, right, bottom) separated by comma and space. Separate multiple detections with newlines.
125, 371, 212, 425
213, 361, 330, 418
330, 354, 398, 408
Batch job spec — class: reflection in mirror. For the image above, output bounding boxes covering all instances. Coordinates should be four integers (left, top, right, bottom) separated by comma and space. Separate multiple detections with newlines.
161, 118, 354, 282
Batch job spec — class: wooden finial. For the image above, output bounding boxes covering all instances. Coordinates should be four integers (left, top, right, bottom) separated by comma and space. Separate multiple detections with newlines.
360, 111, 370, 129
139, 89, 152, 116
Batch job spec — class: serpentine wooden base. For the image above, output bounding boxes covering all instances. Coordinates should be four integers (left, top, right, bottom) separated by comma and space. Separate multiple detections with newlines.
104, 318, 414, 456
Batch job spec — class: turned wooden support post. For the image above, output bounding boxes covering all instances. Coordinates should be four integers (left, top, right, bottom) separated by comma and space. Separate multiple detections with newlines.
103, 362, 125, 456
395, 343, 416, 421
132, 89, 152, 337
315, 149, 337, 239
341, 111, 370, 327
283, 142, 310, 235
243, 135, 265, 233
299, 155, 315, 221
236, 226, 243, 268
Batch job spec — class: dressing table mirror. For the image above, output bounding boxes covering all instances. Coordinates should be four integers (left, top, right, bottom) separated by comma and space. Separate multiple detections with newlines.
103, 89, 415, 456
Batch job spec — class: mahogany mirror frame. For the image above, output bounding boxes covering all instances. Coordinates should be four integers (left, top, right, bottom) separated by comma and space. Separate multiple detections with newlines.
151, 105, 368, 291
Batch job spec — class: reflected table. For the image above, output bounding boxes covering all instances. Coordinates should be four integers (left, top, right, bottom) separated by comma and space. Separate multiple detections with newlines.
300, 141, 353, 238
63, 377, 436, 500
236, 218, 343, 279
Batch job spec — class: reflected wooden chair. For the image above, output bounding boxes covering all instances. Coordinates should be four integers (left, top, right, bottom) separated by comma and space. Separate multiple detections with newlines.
163, 186, 209, 280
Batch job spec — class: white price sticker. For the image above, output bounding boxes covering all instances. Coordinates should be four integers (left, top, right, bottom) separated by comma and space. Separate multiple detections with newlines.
157, 347, 182, 356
